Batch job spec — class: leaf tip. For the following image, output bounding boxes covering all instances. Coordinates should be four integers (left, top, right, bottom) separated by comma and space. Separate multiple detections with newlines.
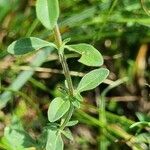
7, 43, 14, 55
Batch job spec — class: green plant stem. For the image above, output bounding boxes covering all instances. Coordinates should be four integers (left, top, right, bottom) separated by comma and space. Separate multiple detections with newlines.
99, 77, 128, 122
54, 24, 62, 47
53, 24, 74, 130
98, 77, 128, 149
26, 19, 39, 37
59, 54, 74, 96
54, 24, 74, 96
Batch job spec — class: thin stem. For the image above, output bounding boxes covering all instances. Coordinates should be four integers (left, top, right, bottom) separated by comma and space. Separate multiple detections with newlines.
53, 24, 74, 130
98, 77, 128, 149
99, 77, 128, 123
54, 24, 62, 47
54, 24, 74, 96
59, 54, 74, 96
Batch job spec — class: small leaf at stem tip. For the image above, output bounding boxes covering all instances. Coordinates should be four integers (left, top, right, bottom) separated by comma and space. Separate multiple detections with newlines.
7, 37, 56, 55
66, 120, 78, 127
63, 38, 71, 44
36, 0, 59, 30
46, 129, 64, 150
77, 68, 109, 92
65, 44, 103, 66
48, 97, 70, 122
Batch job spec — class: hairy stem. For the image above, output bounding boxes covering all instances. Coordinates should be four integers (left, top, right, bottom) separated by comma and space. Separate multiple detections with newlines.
53, 24, 74, 130
54, 24, 62, 47
54, 24, 74, 96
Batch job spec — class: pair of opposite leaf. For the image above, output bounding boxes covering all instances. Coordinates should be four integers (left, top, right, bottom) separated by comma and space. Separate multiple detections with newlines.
7, 37, 103, 66
7, 37, 109, 95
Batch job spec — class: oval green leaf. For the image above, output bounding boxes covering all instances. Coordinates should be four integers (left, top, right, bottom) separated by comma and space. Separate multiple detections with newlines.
61, 129, 73, 141
46, 129, 63, 150
36, 0, 59, 30
48, 97, 70, 122
7, 37, 55, 55
77, 68, 109, 92
66, 44, 103, 66
66, 120, 79, 127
